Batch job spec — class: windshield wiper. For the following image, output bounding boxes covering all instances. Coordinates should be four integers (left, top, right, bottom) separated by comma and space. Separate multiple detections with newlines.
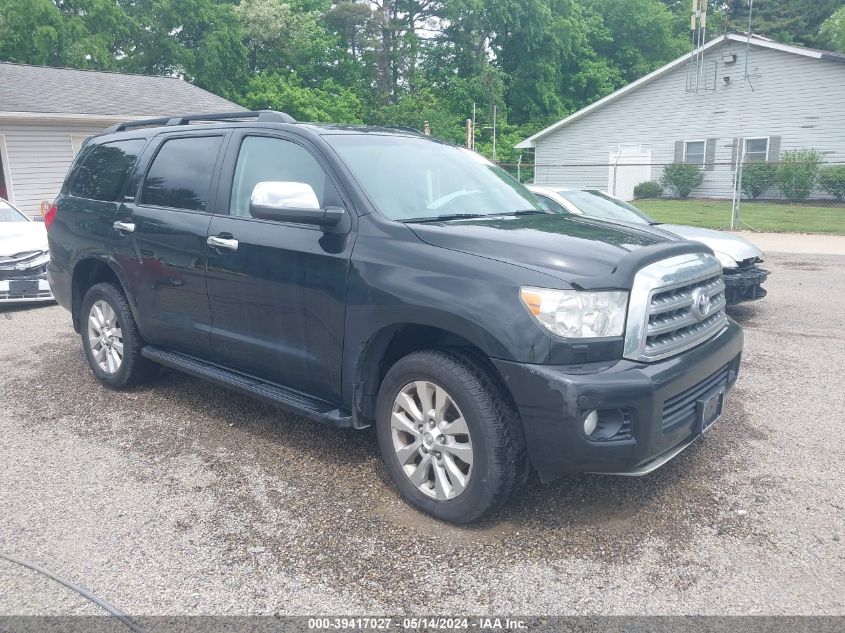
401, 213, 488, 224
502, 209, 551, 216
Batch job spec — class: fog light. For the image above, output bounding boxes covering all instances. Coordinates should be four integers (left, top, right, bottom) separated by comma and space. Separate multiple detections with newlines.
583, 410, 598, 436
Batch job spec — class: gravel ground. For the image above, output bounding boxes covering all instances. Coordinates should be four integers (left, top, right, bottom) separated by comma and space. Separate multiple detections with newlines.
0, 252, 843, 617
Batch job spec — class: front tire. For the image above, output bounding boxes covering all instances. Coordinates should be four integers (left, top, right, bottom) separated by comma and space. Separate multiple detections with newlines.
376, 350, 526, 523
81, 282, 158, 388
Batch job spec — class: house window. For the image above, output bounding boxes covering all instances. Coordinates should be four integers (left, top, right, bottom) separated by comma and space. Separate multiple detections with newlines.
744, 137, 769, 162
683, 140, 706, 166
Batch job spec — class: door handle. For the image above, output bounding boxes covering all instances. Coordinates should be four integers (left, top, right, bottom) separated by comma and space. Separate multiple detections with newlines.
207, 235, 239, 251
113, 221, 135, 233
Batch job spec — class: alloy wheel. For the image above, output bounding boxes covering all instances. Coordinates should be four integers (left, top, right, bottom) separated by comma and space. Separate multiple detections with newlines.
87, 299, 124, 374
390, 380, 473, 500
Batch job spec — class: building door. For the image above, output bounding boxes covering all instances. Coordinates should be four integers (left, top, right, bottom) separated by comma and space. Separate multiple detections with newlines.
607, 145, 651, 201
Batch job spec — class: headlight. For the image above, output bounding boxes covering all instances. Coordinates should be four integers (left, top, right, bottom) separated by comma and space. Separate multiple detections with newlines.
713, 251, 737, 269
520, 287, 628, 338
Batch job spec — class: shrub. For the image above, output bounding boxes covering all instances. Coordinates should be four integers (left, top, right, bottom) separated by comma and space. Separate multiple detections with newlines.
776, 149, 823, 202
740, 162, 776, 199
661, 163, 703, 198
818, 165, 845, 202
633, 181, 663, 199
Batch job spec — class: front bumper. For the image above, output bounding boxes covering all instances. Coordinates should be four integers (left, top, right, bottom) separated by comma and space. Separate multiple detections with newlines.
723, 266, 768, 304
493, 319, 744, 482
0, 277, 54, 304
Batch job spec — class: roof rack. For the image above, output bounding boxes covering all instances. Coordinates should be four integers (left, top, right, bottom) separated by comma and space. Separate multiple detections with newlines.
103, 110, 296, 133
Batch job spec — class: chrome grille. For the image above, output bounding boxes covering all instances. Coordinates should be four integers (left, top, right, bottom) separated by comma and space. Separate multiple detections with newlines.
645, 274, 727, 359
624, 253, 728, 363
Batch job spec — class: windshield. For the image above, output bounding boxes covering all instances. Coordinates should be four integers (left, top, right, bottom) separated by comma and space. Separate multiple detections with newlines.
556, 190, 657, 225
325, 134, 545, 221
0, 200, 28, 222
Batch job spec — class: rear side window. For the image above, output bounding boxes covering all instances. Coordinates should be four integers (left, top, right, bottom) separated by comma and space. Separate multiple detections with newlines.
140, 136, 223, 211
70, 139, 146, 202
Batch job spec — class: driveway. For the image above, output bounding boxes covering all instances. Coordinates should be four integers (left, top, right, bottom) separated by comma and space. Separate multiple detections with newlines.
1, 251, 843, 617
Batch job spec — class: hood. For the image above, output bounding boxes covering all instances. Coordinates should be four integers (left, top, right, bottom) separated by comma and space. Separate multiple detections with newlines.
407, 213, 674, 282
0, 221, 48, 258
657, 224, 763, 262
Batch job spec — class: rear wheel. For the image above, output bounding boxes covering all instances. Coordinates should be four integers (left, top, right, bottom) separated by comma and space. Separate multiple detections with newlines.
81, 282, 158, 388
376, 349, 525, 523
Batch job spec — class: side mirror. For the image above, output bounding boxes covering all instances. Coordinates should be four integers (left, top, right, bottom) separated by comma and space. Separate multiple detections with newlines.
249, 181, 345, 228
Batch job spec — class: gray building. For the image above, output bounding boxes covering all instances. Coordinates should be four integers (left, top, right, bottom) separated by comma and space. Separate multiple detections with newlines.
0, 63, 243, 216
516, 34, 845, 201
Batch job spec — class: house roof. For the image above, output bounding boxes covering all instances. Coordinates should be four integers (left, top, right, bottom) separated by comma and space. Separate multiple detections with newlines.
516, 33, 845, 149
0, 62, 244, 121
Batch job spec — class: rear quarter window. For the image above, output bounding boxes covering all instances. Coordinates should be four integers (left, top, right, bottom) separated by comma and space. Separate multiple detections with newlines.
70, 139, 147, 202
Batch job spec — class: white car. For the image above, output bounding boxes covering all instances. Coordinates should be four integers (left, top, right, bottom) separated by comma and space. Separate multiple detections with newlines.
527, 185, 768, 305
0, 199, 54, 304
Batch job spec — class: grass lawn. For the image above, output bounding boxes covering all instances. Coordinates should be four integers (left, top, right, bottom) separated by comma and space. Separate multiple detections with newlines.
634, 199, 845, 235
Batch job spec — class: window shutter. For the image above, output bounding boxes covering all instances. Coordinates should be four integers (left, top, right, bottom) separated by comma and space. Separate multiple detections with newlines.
674, 141, 684, 164
767, 136, 782, 162
705, 138, 717, 171
731, 137, 740, 166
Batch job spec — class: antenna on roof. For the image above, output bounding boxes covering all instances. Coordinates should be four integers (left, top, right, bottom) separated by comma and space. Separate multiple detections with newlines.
686, 0, 716, 92
744, 0, 755, 88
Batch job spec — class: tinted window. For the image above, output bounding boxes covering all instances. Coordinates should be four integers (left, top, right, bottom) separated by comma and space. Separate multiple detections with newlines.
141, 136, 223, 211
70, 139, 146, 202
229, 136, 332, 217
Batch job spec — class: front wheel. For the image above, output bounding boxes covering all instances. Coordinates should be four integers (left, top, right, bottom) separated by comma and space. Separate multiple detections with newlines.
81, 282, 159, 388
376, 350, 526, 523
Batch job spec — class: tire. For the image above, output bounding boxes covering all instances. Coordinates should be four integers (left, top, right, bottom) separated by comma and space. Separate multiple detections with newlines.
80, 282, 159, 388
375, 349, 526, 523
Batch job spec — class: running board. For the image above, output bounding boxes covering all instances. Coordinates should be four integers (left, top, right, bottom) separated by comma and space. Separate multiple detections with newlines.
141, 346, 353, 428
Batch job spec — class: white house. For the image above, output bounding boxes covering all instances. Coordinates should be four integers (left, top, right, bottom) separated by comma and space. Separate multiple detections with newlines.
0, 63, 243, 217
516, 34, 845, 201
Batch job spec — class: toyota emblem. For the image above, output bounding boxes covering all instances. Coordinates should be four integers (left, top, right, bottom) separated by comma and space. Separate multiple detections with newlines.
691, 288, 711, 321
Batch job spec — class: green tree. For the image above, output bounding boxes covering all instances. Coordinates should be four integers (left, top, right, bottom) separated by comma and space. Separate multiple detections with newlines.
237, 0, 335, 76
726, 0, 845, 47
120, 0, 248, 98
0, 0, 65, 65
586, 0, 688, 83
242, 71, 365, 122
820, 5, 845, 52
0, 0, 132, 69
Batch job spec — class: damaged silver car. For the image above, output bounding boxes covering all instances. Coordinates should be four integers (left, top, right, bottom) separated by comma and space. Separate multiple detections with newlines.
0, 199, 54, 304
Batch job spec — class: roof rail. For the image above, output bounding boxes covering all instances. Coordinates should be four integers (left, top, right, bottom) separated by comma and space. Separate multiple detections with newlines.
385, 125, 424, 135
103, 110, 296, 133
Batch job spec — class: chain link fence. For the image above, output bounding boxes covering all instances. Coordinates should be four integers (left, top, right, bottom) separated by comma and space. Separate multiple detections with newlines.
499, 161, 845, 234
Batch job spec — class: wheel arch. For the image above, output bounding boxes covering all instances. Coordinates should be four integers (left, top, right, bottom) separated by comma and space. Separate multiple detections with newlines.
352, 322, 519, 429
70, 257, 133, 333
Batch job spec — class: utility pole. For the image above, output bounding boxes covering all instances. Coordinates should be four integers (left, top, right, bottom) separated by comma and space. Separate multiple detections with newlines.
471, 102, 477, 150
492, 104, 497, 162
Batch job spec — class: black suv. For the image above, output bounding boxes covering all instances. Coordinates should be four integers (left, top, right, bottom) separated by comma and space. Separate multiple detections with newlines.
47, 111, 743, 523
